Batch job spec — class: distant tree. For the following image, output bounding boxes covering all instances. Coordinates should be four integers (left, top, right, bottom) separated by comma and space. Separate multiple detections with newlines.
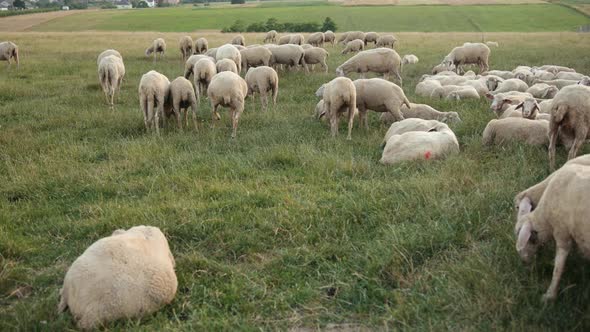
13, 0, 26, 9
137, 0, 149, 7
230, 0, 245, 4
321, 17, 337, 32
265, 17, 279, 31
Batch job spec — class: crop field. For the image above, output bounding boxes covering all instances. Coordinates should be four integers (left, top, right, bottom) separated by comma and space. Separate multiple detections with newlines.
1, 28, 590, 330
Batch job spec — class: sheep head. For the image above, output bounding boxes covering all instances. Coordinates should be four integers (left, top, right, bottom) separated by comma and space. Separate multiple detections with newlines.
579, 76, 590, 87
515, 98, 540, 119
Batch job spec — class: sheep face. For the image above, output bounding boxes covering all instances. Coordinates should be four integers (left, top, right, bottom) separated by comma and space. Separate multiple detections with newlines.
579, 76, 590, 86
515, 217, 540, 264
145, 48, 153, 56
315, 84, 325, 98
446, 92, 461, 101
485, 93, 513, 111
543, 86, 559, 99
515, 98, 539, 118
486, 77, 500, 91
335, 67, 344, 77
442, 112, 461, 124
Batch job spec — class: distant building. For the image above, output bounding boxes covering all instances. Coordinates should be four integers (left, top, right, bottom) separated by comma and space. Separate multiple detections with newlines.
143, 0, 155, 7
158, 0, 178, 5
115, 0, 131, 8
0, 0, 12, 10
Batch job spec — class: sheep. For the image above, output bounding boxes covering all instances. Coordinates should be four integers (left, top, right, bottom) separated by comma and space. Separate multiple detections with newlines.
278, 35, 292, 45
485, 41, 499, 47
336, 32, 349, 45
380, 103, 461, 125
240, 46, 272, 73
375, 35, 396, 49
534, 78, 578, 89
96, 49, 121, 66
307, 32, 325, 47
304, 47, 329, 73
579, 76, 590, 86
353, 78, 410, 129
482, 118, 549, 146
184, 54, 213, 80
538, 65, 575, 73
514, 163, 590, 301
492, 78, 529, 94
485, 92, 534, 117
460, 79, 489, 97
324, 30, 336, 45
301, 44, 314, 50
98, 55, 125, 108
402, 54, 419, 66
268, 44, 308, 72
216, 44, 242, 73
446, 87, 481, 100
315, 99, 359, 122
321, 77, 357, 140
58, 226, 177, 330
193, 57, 216, 98
194, 37, 208, 54
263, 30, 278, 43
529, 69, 556, 84
288, 34, 303, 45
424, 75, 468, 86
167, 77, 198, 130
513, 97, 542, 120
380, 121, 459, 165
526, 83, 559, 99
430, 85, 477, 99
363, 32, 378, 46
442, 42, 490, 74
233, 45, 246, 51
207, 71, 248, 138
145, 38, 166, 62
383, 118, 448, 144
245, 66, 278, 112
415, 79, 442, 98
179, 36, 193, 61
341, 39, 364, 55
538, 99, 552, 114
205, 47, 217, 58
556, 71, 585, 81
231, 35, 245, 46
343, 31, 366, 44
138, 70, 170, 135
336, 48, 403, 86
484, 70, 514, 80
0, 41, 19, 69
216, 59, 238, 74
548, 85, 590, 170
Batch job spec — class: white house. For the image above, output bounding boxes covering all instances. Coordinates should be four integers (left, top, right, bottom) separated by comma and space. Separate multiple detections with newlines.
115, 0, 131, 8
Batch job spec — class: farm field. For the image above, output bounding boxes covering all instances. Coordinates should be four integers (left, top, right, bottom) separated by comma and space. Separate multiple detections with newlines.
1, 29, 590, 330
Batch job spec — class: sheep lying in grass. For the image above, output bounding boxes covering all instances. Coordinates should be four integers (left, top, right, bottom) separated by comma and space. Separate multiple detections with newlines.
319, 77, 357, 140
245, 66, 278, 112
556, 71, 584, 81
264, 30, 278, 43
307, 32, 324, 47
446, 87, 481, 100
380, 103, 461, 125
415, 79, 442, 97
193, 58, 216, 98
353, 78, 410, 128
58, 226, 177, 330
486, 92, 534, 117
194, 37, 208, 54
538, 64, 575, 73
341, 39, 364, 55
145, 38, 166, 62
231, 35, 245, 46
184, 54, 213, 80
382, 118, 445, 145
533, 78, 578, 89
167, 77, 198, 130
484, 70, 514, 80
579, 76, 590, 86
96, 49, 121, 66
324, 30, 336, 45
216, 44, 242, 73
430, 85, 478, 99
179, 36, 193, 61
376, 35, 396, 49
482, 118, 549, 146
492, 78, 529, 94
207, 71, 248, 139
0, 41, 19, 68
442, 42, 490, 74
304, 47, 329, 73
336, 48, 403, 86
401, 54, 419, 68
526, 83, 558, 99
138, 70, 170, 135
98, 55, 125, 108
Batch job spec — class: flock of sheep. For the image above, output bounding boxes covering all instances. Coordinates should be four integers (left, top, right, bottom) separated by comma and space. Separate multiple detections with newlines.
2, 28, 590, 329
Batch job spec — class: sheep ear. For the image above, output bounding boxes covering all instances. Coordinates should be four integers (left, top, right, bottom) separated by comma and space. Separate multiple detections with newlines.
534, 100, 540, 112
515, 101, 524, 111
518, 197, 533, 218
516, 220, 532, 252
318, 110, 326, 119
485, 93, 494, 100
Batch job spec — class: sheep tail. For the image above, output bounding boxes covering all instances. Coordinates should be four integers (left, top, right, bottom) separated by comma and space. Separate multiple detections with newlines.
403, 97, 411, 109
553, 104, 568, 123
223, 95, 231, 105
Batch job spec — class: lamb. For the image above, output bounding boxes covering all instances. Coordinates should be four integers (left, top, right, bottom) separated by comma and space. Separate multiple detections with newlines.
514, 163, 590, 301
289, 34, 305, 45
485, 41, 499, 47
548, 85, 590, 170
264, 30, 278, 43
341, 39, 364, 55
380, 121, 459, 165
179, 36, 193, 61
245, 66, 279, 112
343, 31, 366, 44
442, 42, 490, 73
216, 44, 242, 73
484, 70, 514, 80
96, 49, 121, 66
231, 35, 245, 46
415, 79, 442, 98
375, 35, 396, 49
145, 38, 166, 62
304, 47, 329, 73
216, 59, 238, 74
193, 57, 216, 98
380, 103, 461, 125
321, 77, 357, 140
533, 78, 578, 89
98, 55, 125, 108
353, 78, 410, 129
278, 35, 292, 45
167, 77, 198, 130
138, 70, 170, 135
205, 47, 217, 58
492, 78, 529, 94
184, 54, 213, 79
336, 48, 403, 86
324, 30, 336, 45
446, 87, 481, 100
482, 118, 549, 146
240, 46, 272, 72
194, 37, 208, 54
402, 54, 419, 66
307, 32, 325, 47
207, 71, 248, 138
58, 226, 177, 330
364, 32, 378, 46
0, 41, 19, 68
526, 83, 559, 99
268, 44, 308, 72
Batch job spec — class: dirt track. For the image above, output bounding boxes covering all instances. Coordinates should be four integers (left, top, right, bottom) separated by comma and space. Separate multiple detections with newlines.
0, 10, 86, 32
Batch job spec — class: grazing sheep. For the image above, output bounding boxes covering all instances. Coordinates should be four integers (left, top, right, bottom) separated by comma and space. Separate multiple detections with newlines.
415, 79, 442, 98
179, 36, 193, 61
482, 118, 549, 146
278, 35, 292, 45
336, 32, 349, 45
307, 32, 325, 47
343, 31, 366, 44
216, 59, 238, 74
485, 41, 499, 47
375, 35, 396, 48
446, 87, 481, 100
145, 38, 166, 62
207, 71, 248, 138
321, 77, 357, 140
341, 39, 364, 55
381, 103, 461, 125
240, 46, 272, 73
556, 71, 585, 81
336, 48, 403, 86
301, 44, 313, 50
526, 83, 559, 99
492, 78, 529, 94
233, 45, 246, 51
96, 49, 121, 66
324, 30, 336, 45
98, 55, 125, 107
402, 54, 419, 66
184, 54, 213, 80
138, 70, 170, 135
167, 77, 198, 130
264, 30, 278, 43
58, 226, 177, 330
304, 47, 329, 73
548, 85, 590, 170
289, 34, 305, 45
216, 44, 242, 73
193, 58, 216, 98
0, 41, 19, 68
431, 63, 454, 75
268, 44, 308, 72
315, 99, 358, 121
364, 32, 378, 46
353, 78, 410, 128
514, 163, 590, 301
205, 47, 218, 58
231, 35, 245, 46
534, 78, 579, 89
442, 42, 490, 74
380, 121, 459, 165
245, 66, 279, 112
194, 37, 208, 54
484, 70, 514, 80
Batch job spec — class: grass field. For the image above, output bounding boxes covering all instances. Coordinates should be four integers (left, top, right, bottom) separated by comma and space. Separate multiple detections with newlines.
28, 3, 590, 32
1, 30, 590, 330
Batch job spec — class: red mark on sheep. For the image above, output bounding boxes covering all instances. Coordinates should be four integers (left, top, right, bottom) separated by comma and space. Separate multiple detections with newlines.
424, 151, 432, 160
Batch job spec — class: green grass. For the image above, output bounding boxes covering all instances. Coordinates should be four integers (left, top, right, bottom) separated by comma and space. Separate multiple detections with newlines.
1, 31, 590, 330
28, 4, 590, 32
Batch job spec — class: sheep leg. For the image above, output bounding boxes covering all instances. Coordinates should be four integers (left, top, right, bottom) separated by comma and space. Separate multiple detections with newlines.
328, 102, 339, 138
346, 105, 355, 141
155, 101, 162, 136
191, 102, 199, 131
173, 100, 182, 130
141, 96, 149, 131
548, 124, 559, 171
262, 93, 268, 112
567, 127, 588, 161
543, 244, 571, 302
210, 103, 218, 129
322, 61, 328, 74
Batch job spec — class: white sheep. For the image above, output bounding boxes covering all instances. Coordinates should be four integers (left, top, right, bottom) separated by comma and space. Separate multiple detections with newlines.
194, 37, 208, 54
482, 118, 549, 146
205, 47, 217, 58
307, 32, 325, 47
145, 38, 166, 62
138, 70, 170, 135
207, 71, 248, 138
240, 46, 272, 73
431, 63, 454, 75
0, 41, 19, 68
336, 48, 403, 86
430, 85, 477, 99
380, 103, 461, 125
184, 54, 213, 80
179, 36, 193, 61
315, 99, 358, 122
401, 54, 419, 67
216, 59, 238, 74
579, 76, 590, 86
485, 92, 534, 117
353, 78, 410, 128
321, 77, 357, 140
245, 66, 279, 112
231, 35, 245, 46
446, 87, 480, 100
484, 70, 514, 80
534, 78, 578, 89
324, 30, 336, 45
538, 65, 575, 73
167, 77, 198, 130
556, 71, 585, 81
336, 32, 349, 45
289, 34, 305, 45
364, 32, 379, 46
264, 30, 278, 43
98, 55, 125, 108
216, 44, 242, 73
442, 42, 490, 73
96, 49, 121, 66
343, 31, 366, 44
268, 44, 308, 72
526, 83, 559, 99
415, 79, 442, 98
193, 57, 216, 98
375, 35, 396, 49
485, 41, 499, 47
460, 79, 490, 97
58, 226, 177, 330
382, 118, 447, 144
341, 39, 364, 55
304, 47, 329, 73
278, 35, 292, 45
492, 78, 529, 94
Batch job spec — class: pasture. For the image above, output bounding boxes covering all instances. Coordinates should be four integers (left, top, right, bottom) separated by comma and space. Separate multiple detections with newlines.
1, 11, 590, 332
